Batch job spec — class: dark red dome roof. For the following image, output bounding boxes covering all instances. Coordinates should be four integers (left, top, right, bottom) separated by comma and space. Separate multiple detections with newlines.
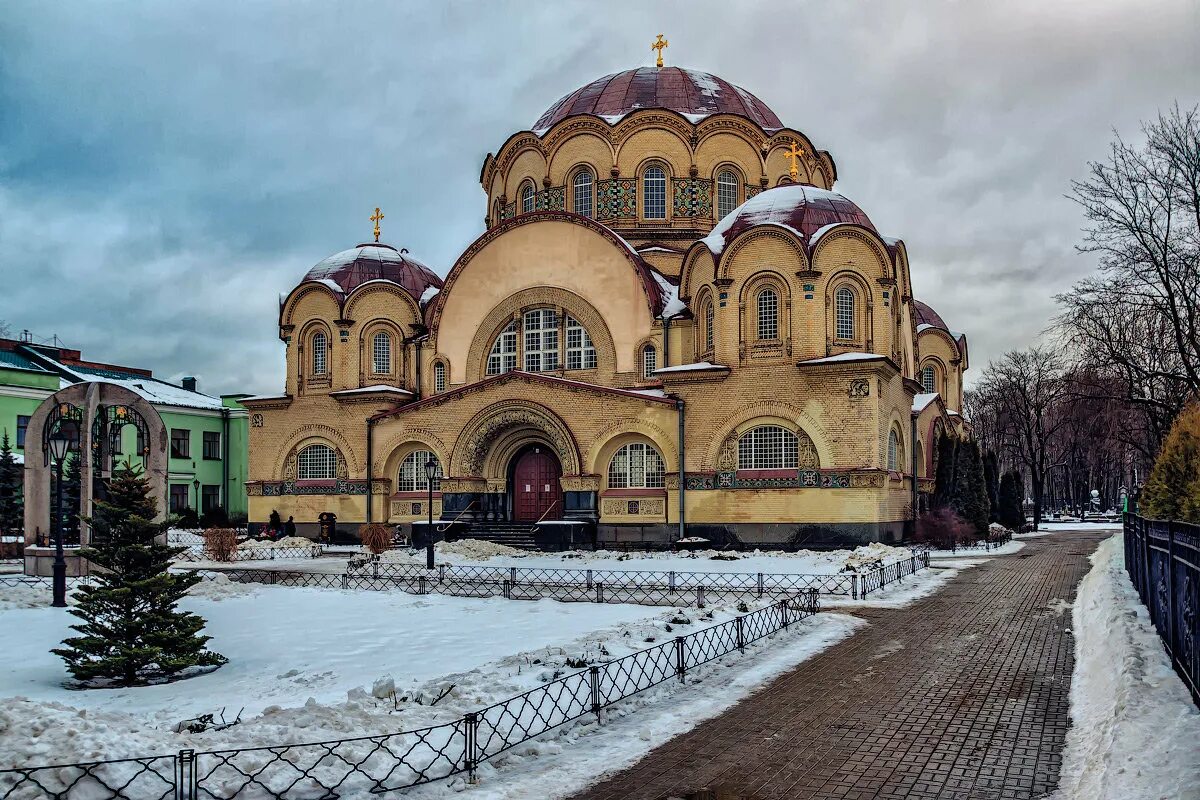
533, 67, 783, 132
700, 185, 877, 256
303, 243, 442, 302
914, 300, 948, 331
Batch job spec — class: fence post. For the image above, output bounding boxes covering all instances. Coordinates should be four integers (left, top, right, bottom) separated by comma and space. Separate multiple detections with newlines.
851, 573, 859, 601
696, 585, 705, 608
595, 582, 604, 604
503, 579, 512, 600
586, 569, 593, 589
674, 636, 686, 683
419, 576, 427, 595
1141, 518, 1151, 603
757, 572, 764, 598
669, 571, 676, 591
439, 564, 446, 582
463, 712, 479, 785
176, 749, 196, 800
736, 616, 745, 653
341, 574, 348, 590
589, 665, 602, 723
1167, 521, 1176, 666
510, 566, 518, 585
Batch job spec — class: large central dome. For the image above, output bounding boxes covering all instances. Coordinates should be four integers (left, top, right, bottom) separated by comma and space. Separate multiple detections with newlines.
532, 67, 783, 132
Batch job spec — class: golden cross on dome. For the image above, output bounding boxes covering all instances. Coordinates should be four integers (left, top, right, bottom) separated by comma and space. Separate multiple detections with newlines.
370, 207, 384, 242
651, 34, 669, 68
783, 143, 804, 180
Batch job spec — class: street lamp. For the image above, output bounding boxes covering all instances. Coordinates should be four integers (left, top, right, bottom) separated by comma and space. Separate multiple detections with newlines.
47, 423, 77, 608
193, 478, 200, 516
424, 456, 437, 570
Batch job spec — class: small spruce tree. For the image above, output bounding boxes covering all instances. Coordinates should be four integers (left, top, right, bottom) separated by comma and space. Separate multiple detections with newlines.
950, 440, 989, 538
53, 460, 225, 686
983, 450, 1000, 522
1141, 403, 1200, 523
0, 432, 22, 538
932, 434, 959, 510
61, 451, 83, 544
998, 470, 1026, 531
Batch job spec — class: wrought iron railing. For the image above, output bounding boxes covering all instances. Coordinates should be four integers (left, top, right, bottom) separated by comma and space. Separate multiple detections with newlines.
0, 591, 820, 799
173, 544, 323, 563
1123, 513, 1199, 708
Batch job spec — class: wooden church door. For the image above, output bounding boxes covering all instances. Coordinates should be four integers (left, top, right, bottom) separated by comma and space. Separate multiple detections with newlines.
513, 447, 562, 521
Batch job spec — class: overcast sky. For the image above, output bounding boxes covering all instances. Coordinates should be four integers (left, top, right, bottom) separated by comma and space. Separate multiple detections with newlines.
1, 1, 1197, 396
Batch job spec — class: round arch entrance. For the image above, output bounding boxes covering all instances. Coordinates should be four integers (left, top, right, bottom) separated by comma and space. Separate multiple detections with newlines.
509, 444, 562, 522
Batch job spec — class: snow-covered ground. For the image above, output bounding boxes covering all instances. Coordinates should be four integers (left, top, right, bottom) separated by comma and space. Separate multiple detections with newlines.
1037, 522, 1123, 532
1050, 533, 1200, 800
925, 539, 1026, 558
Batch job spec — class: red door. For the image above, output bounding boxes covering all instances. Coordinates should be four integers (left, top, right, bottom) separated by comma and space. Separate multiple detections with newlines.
513, 448, 563, 521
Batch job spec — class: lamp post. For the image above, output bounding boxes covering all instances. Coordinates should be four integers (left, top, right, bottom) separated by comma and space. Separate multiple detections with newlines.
193, 478, 200, 517
424, 456, 436, 570
47, 425, 76, 608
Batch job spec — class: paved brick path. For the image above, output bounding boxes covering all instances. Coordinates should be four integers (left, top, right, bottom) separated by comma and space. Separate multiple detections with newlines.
571, 531, 1111, 800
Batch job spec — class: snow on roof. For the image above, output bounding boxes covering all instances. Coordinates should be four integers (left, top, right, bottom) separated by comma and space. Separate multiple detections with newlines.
420, 286, 440, 306
330, 385, 414, 396
649, 270, 687, 319
701, 184, 865, 256
653, 361, 726, 374
636, 246, 683, 254
912, 393, 940, 413
916, 323, 935, 333
808, 222, 854, 248
627, 388, 668, 398
798, 352, 887, 365
62, 367, 227, 410
314, 278, 344, 294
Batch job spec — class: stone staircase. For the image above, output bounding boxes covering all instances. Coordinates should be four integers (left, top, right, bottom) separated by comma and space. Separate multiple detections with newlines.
458, 521, 541, 551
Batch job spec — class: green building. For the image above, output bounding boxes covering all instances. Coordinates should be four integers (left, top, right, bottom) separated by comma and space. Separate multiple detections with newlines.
0, 335, 248, 535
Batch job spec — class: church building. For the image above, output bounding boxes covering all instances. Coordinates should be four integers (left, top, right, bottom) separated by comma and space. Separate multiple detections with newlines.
244, 48, 969, 548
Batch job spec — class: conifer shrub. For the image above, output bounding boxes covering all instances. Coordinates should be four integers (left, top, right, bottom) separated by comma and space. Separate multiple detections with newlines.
359, 523, 392, 555
998, 470, 1026, 531
202, 527, 239, 562
0, 432, 22, 544
1141, 402, 1200, 523
913, 507, 974, 549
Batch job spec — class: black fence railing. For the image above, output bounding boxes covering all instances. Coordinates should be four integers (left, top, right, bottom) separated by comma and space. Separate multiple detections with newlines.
1123, 513, 1199, 708
173, 544, 323, 563
0, 591, 820, 799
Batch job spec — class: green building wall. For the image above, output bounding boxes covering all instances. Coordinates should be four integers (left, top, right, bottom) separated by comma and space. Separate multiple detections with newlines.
0, 365, 58, 457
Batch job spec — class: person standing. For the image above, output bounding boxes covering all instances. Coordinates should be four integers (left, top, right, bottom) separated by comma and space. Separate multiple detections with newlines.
283, 516, 296, 538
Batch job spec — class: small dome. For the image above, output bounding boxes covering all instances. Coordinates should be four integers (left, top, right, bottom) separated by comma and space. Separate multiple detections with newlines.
914, 300, 948, 331
303, 242, 442, 301
533, 67, 783, 132
701, 185, 877, 256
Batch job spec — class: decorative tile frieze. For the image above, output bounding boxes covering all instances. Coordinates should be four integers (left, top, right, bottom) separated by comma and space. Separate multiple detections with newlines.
672, 178, 712, 218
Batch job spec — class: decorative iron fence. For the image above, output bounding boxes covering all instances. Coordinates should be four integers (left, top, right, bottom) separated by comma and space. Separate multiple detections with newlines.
173, 544, 323, 563
0, 591, 820, 799
1123, 514, 1199, 708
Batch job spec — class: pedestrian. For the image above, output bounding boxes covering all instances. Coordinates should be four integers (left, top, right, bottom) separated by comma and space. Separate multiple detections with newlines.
284, 515, 296, 539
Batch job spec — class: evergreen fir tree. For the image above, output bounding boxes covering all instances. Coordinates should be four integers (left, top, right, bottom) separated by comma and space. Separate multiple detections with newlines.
61, 451, 82, 544
952, 440, 990, 538
983, 450, 1000, 522
0, 432, 22, 538
52, 460, 225, 686
931, 434, 958, 510
998, 470, 1026, 531
1141, 402, 1200, 523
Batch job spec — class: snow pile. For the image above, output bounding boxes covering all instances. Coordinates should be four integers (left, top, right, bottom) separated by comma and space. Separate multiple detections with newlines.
989, 522, 1015, 537
187, 573, 259, 602
840, 543, 914, 573
0, 583, 69, 611
1050, 533, 1200, 800
381, 539, 524, 563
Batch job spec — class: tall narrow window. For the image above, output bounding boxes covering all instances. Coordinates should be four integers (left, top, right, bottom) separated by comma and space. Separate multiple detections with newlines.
642, 166, 667, 220
521, 182, 536, 214
523, 308, 559, 372
573, 169, 594, 218
434, 361, 447, 393
642, 346, 657, 379
704, 300, 715, 353
312, 331, 328, 375
565, 316, 597, 370
835, 287, 855, 340
887, 429, 901, 471
608, 442, 666, 489
399, 450, 441, 492
716, 171, 739, 219
372, 332, 391, 374
920, 365, 936, 394
297, 444, 337, 479
737, 426, 799, 470
756, 287, 779, 340
486, 320, 518, 375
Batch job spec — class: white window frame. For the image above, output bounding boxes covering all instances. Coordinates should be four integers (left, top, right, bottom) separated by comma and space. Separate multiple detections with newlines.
565, 316, 596, 370
521, 182, 536, 214
399, 450, 441, 492
523, 308, 559, 372
920, 365, 936, 394
434, 361, 447, 393
642, 166, 667, 220
573, 169, 594, 218
486, 320, 518, 375
704, 300, 715, 352
297, 444, 337, 480
607, 442, 666, 489
887, 429, 901, 472
311, 332, 328, 375
737, 426, 799, 470
642, 345, 657, 379
835, 287, 856, 340
716, 170, 739, 219
756, 288, 779, 341
372, 331, 391, 374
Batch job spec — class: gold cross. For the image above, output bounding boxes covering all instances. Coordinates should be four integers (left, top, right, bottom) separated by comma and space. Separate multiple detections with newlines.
651, 34, 669, 68
783, 143, 804, 180
370, 207, 384, 242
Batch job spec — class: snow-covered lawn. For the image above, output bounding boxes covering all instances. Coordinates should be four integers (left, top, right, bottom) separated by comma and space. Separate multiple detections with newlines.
1037, 522, 1123, 532
925, 539, 1026, 558
1050, 533, 1200, 800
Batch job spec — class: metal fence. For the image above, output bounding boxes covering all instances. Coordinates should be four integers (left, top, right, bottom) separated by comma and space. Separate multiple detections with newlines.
1123, 513, 1199, 708
0, 591, 820, 799
173, 545, 323, 563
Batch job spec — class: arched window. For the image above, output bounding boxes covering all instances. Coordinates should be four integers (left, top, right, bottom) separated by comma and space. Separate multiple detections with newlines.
523, 308, 559, 372
311, 331, 328, 375
565, 316, 596, 370
521, 182, 536, 214
372, 332, 391, 374
716, 171, 739, 219
887, 429, 901, 472
572, 169, 594, 218
297, 444, 337, 480
486, 320, 518, 375
835, 287, 855, 340
642, 166, 667, 220
738, 425, 799, 470
398, 450, 441, 492
920, 365, 936, 394
608, 442, 666, 489
756, 287, 779, 340
434, 361, 447, 393
704, 299, 715, 353
642, 345, 657, 379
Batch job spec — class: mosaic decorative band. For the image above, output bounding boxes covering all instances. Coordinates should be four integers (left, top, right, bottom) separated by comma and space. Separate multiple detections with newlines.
686, 470, 887, 491
672, 178, 713, 217
251, 479, 370, 497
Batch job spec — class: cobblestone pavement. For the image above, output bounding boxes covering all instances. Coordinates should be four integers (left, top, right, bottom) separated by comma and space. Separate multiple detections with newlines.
571, 531, 1111, 800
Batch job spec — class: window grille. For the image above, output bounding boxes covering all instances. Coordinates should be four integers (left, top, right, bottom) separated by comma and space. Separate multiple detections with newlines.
573, 170, 593, 218
607, 442, 666, 488
565, 316, 596, 370
920, 365, 936, 394
202, 431, 221, 460
486, 320, 518, 375
524, 309, 559, 372
642, 346, 657, 379
399, 450, 441, 492
643, 166, 667, 219
371, 332, 391, 373
737, 425, 799, 470
434, 362, 447, 393
297, 444, 337, 480
888, 430, 900, 471
312, 332, 328, 375
521, 183, 535, 214
757, 288, 779, 340
716, 171, 739, 219
835, 287, 855, 340
170, 428, 190, 459
704, 301, 714, 352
